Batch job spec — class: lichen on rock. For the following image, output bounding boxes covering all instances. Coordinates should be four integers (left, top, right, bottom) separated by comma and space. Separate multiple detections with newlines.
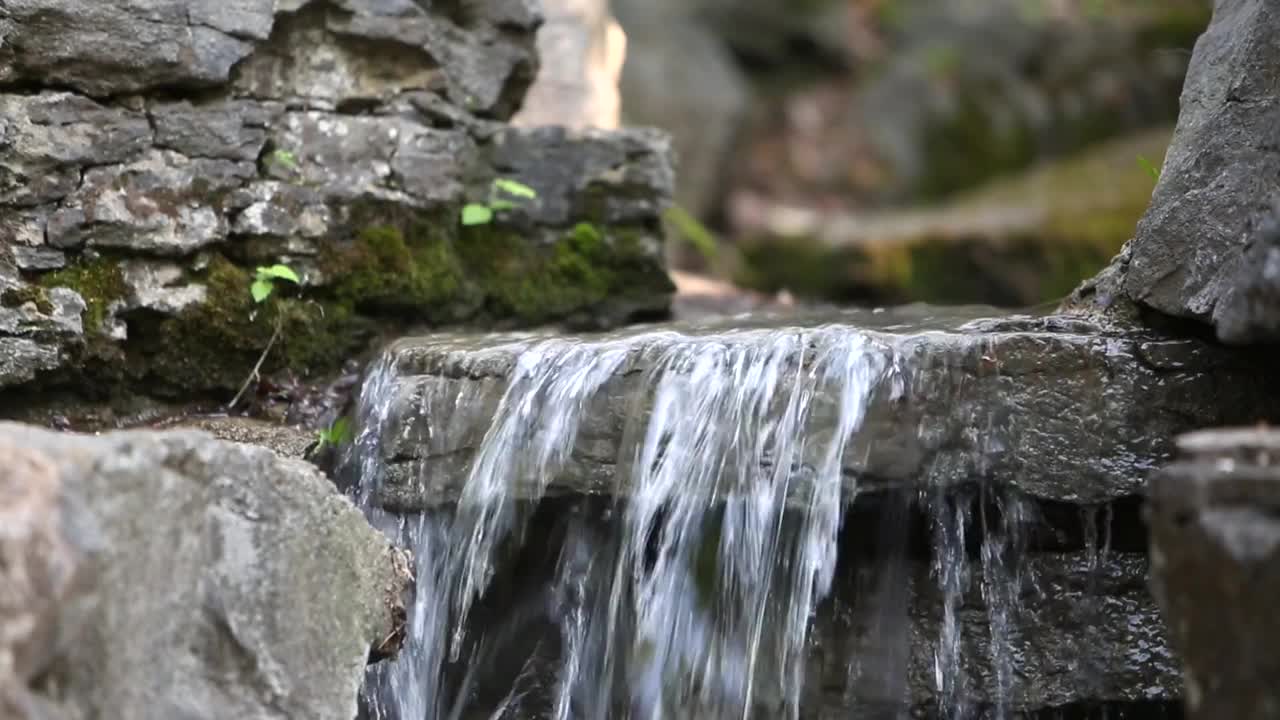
0, 0, 678, 412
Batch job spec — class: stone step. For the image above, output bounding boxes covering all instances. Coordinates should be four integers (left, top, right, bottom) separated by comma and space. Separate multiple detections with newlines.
431, 495, 1176, 714
356, 308, 1278, 512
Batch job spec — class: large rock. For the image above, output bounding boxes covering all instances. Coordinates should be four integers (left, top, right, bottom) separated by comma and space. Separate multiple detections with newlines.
0, 421, 410, 720
0, 0, 540, 116
0, 0, 677, 408
1147, 427, 1280, 720
1078, 0, 1280, 342
1212, 203, 1280, 343
356, 308, 1279, 512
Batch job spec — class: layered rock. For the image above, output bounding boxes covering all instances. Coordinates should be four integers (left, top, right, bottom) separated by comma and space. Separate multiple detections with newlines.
0, 421, 410, 720
359, 309, 1278, 511
1147, 427, 1280, 720
1073, 0, 1280, 343
0, 0, 677, 407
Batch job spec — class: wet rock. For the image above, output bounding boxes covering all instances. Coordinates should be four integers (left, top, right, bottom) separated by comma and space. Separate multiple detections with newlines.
370, 310, 1279, 510
1214, 205, 1280, 344
1079, 0, 1280, 339
820, 552, 1178, 710
0, 421, 410, 720
1147, 426, 1280, 720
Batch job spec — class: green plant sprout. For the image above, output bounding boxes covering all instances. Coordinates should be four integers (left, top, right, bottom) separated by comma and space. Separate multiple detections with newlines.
316, 417, 352, 450
269, 148, 298, 170
250, 264, 300, 303
461, 178, 538, 226
664, 204, 719, 263
1137, 155, 1162, 183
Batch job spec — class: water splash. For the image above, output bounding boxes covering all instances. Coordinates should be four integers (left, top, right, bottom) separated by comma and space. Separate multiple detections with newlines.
342, 324, 1088, 720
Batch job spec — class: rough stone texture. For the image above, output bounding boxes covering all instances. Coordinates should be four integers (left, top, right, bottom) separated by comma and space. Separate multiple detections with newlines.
366, 309, 1280, 511
435, 494, 1176, 715
1147, 426, 1280, 720
1214, 203, 1280, 343
1075, 0, 1280, 342
0, 0, 677, 403
0, 421, 410, 720
512, 0, 626, 130
821, 552, 1177, 710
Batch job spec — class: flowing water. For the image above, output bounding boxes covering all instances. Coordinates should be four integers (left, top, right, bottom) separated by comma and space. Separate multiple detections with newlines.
340, 319, 1128, 719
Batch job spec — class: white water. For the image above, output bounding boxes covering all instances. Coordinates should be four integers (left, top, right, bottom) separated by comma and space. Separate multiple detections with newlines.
342, 326, 1048, 719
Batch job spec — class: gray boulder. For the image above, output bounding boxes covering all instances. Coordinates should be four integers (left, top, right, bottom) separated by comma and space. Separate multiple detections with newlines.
1077, 0, 1280, 342
0, 422, 410, 720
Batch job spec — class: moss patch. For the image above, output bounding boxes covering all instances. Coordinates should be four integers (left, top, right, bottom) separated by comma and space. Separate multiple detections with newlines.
323, 219, 475, 322
126, 255, 370, 394
322, 204, 672, 327
1, 285, 54, 314
38, 258, 127, 332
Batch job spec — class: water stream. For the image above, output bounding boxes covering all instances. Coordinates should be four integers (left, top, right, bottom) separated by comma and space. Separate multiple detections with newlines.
340, 321, 1143, 719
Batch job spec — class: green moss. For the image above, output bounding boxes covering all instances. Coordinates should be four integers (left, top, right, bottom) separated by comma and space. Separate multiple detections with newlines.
1, 285, 54, 314
127, 255, 369, 393
39, 259, 127, 333
458, 221, 672, 324
324, 221, 473, 321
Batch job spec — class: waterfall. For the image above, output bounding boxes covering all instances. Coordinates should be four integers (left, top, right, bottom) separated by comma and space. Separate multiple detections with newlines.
340, 324, 1087, 719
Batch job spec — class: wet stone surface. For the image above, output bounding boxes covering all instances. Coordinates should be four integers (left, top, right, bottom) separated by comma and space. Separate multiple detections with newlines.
364, 309, 1280, 510
1147, 426, 1280, 720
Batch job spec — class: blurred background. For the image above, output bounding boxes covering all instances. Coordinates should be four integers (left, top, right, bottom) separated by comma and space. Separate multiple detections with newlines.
517, 0, 1209, 313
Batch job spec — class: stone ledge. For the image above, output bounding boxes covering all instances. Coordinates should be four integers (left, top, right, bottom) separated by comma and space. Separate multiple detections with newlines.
358, 309, 1280, 510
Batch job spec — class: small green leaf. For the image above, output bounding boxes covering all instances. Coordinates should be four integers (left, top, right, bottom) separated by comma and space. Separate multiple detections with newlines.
256, 264, 300, 284
664, 204, 719, 262
488, 199, 516, 212
250, 279, 274, 303
1137, 155, 1161, 182
270, 149, 298, 169
461, 204, 494, 226
493, 178, 537, 199
318, 417, 352, 449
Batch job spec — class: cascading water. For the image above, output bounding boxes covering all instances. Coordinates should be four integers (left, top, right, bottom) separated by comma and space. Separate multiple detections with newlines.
340, 322, 1151, 719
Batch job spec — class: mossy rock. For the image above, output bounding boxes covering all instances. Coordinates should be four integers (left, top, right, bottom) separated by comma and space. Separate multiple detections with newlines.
323, 203, 674, 328
38, 258, 127, 333
123, 256, 372, 395
736, 128, 1170, 307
